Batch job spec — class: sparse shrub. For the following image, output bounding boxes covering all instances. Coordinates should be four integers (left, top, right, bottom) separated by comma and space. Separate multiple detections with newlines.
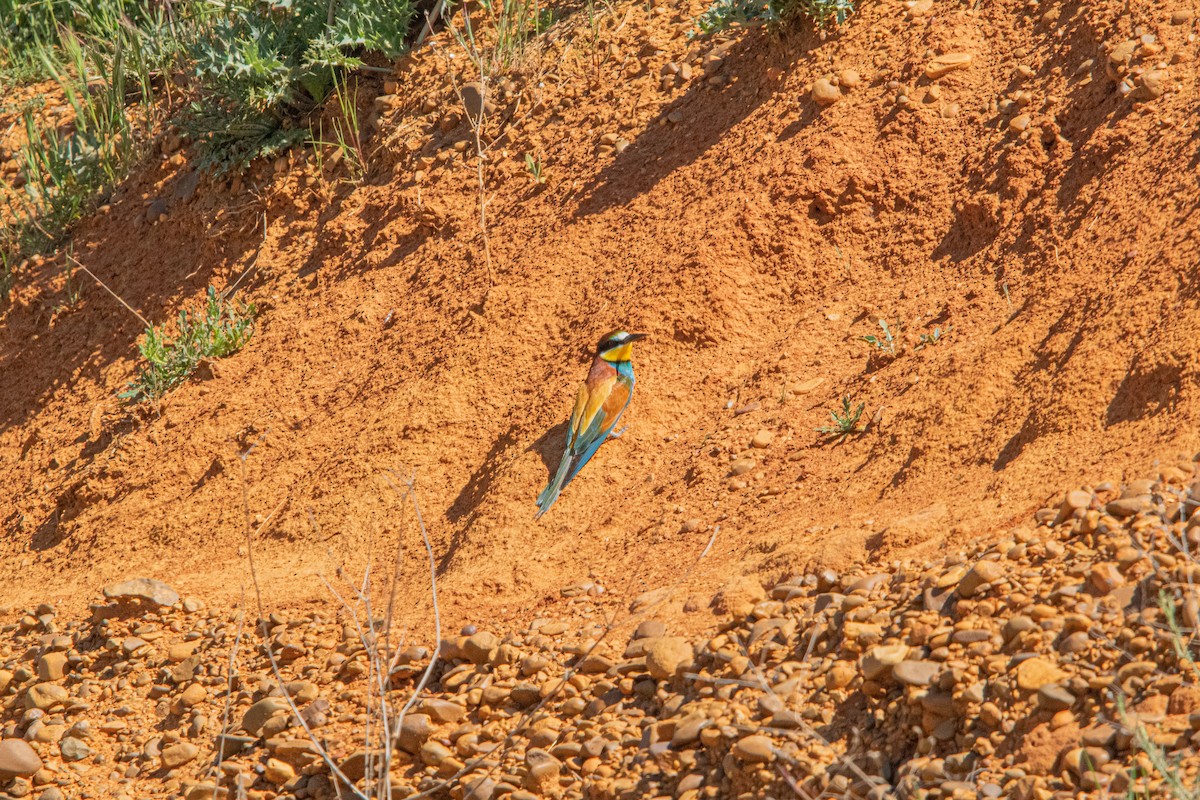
816, 396, 865, 439
121, 286, 256, 402
184, 0, 415, 173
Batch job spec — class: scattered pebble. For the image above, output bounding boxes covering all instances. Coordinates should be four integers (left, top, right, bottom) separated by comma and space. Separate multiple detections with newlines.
0, 739, 42, 778
925, 53, 973, 79
101, 578, 180, 607
812, 78, 842, 106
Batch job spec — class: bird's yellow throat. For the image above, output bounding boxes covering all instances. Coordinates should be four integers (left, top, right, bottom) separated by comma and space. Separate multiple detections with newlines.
600, 342, 634, 362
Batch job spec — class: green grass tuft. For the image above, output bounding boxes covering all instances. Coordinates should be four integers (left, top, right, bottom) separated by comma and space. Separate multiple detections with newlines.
1, 5, 177, 297
121, 286, 256, 403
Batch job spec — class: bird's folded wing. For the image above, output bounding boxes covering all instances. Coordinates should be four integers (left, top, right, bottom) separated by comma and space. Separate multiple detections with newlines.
567, 382, 590, 447
570, 376, 629, 451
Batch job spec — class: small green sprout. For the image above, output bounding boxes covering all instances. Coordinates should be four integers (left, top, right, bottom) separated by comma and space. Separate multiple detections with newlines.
816, 396, 865, 440
914, 326, 949, 350
524, 153, 547, 185
860, 319, 897, 357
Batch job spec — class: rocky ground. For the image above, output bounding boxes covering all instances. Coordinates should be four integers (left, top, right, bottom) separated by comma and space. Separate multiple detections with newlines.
2, 460, 1199, 800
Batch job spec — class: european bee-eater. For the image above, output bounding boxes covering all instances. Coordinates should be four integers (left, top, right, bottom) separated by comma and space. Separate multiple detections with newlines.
536, 330, 647, 518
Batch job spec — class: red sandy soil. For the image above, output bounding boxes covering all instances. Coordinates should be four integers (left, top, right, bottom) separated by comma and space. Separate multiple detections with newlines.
2, 0, 1199, 636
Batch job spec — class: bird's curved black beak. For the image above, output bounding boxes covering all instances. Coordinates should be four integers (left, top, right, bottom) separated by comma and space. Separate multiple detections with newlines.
627, 333, 649, 342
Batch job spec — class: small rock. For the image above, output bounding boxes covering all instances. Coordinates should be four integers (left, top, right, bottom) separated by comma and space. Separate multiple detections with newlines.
419, 699, 466, 723
1037, 683, 1076, 711
839, 69, 861, 88
396, 714, 433, 754
1064, 489, 1092, 510
750, 429, 775, 448
102, 578, 179, 607
263, 758, 295, 785
421, 739, 453, 766
1141, 70, 1167, 98
826, 661, 856, 689
1110, 40, 1138, 66
58, 737, 90, 762
1106, 497, 1146, 517
730, 457, 755, 476
184, 784, 226, 800
635, 620, 666, 639
36, 653, 68, 682
812, 78, 841, 106
1009, 113, 1032, 132
847, 573, 889, 594
143, 196, 169, 224
167, 643, 199, 663
732, 735, 775, 762
283, 680, 318, 703
926, 53, 973, 79
672, 714, 708, 745
161, 742, 199, 769
462, 632, 499, 664
711, 576, 766, 617
646, 637, 693, 680
460, 82, 495, 121
861, 644, 908, 680
525, 748, 561, 786
172, 171, 201, 205
214, 734, 256, 759
1171, 9, 1194, 24
0, 739, 43, 778
178, 683, 207, 709
1088, 563, 1124, 594
894, 660, 939, 687
242, 697, 291, 737
123, 636, 150, 657
1061, 631, 1090, 653
1017, 657, 1068, 691
25, 684, 68, 711
464, 776, 497, 800
958, 560, 1004, 597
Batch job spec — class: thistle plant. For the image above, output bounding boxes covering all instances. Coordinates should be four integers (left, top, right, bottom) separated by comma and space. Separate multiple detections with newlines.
184, 0, 415, 173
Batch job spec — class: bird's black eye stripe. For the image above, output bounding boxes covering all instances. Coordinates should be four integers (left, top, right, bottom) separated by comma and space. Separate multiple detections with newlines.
598, 332, 627, 351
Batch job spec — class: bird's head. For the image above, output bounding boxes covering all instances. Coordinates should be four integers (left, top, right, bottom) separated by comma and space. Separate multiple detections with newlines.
597, 329, 647, 363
